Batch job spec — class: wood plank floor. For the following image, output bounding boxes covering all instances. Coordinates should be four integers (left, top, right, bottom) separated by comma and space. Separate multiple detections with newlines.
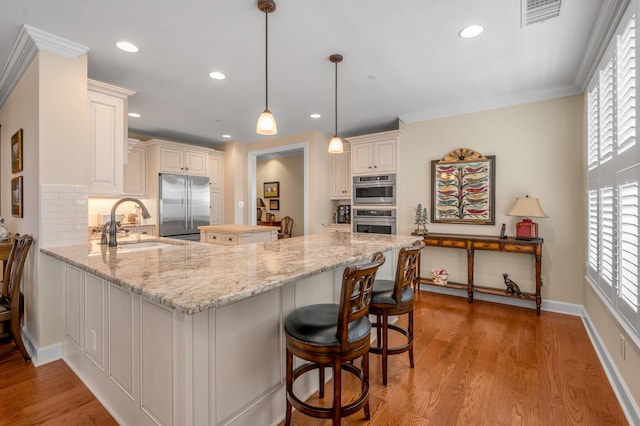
0, 291, 628, 425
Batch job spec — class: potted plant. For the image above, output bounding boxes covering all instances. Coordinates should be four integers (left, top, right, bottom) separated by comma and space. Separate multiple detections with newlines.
414, 203, 429, 235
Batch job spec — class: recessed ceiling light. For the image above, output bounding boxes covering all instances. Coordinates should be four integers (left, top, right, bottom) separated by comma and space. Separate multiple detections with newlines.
459, 24, 484, 39
116, 41, 139, 53
128, 112, 141, 118
310, 113, 321, 119
222, 134, 231, 138
209, 71, 226, 80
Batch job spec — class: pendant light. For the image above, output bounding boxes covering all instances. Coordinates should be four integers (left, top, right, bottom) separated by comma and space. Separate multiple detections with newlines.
256, 0, 277, 135
328, 54, 344, 154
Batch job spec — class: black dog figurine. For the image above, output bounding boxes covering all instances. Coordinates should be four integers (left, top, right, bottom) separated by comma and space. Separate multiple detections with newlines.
503, 273, 522, 295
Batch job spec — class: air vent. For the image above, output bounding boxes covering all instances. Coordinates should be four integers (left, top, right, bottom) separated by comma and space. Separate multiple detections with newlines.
522, 0, 562, 26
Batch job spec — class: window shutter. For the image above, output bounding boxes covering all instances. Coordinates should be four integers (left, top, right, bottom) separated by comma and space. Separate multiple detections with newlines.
599, 60, 615, 165
588, 188, 600, 275
600, 185, 616, 296
617, 17, 636, 155
588, 87, 600, 171
618, 167, 639, 328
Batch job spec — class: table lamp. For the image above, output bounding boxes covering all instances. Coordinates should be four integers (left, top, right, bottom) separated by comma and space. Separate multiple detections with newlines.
257, 198, 266, 222
507, 196, 548, 240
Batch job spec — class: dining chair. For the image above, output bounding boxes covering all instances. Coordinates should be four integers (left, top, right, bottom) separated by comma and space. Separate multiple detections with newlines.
279, 216, 293, 238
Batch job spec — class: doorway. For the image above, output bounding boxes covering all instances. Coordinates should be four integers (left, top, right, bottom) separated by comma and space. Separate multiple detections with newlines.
248, 142, 309, 236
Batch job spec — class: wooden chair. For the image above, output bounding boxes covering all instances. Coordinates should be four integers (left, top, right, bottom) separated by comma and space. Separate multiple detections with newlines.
369, 240, 424, 385
0, 234, 34, 361
279, 216, 293, 238
284, 252, 385, 425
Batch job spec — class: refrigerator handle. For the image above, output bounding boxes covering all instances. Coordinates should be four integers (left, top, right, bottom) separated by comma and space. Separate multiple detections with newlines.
188, 178, 193, 230
184, 178, 189, 231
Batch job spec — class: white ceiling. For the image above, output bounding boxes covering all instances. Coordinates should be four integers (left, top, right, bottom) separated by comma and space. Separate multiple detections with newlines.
0, 0, 624, 148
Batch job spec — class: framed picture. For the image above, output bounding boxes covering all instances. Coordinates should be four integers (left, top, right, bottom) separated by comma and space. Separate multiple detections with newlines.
12, 176, 23, 218
431, 148, 495, 225
269, 199, 280, 210
263, 181, 279, 198
11, 129, 23, 173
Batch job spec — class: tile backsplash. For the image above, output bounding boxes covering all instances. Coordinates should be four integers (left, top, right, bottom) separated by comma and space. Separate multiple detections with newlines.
40, 184, 88, 248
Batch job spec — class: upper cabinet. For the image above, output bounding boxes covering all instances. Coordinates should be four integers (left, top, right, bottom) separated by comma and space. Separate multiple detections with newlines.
330, 144, 351, 200
158, 145, 207, 176
348, 130, 400, 175
123, 139, 147, 197
209, 152, 224, 188
87, 79, 135, 195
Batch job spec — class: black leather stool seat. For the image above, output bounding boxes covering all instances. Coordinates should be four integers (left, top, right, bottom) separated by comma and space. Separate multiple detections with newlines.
371, 279, 415, 305
285, 303, 371, 347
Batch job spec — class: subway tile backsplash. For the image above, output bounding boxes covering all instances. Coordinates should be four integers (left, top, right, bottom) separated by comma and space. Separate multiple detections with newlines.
40, 184, 88, 248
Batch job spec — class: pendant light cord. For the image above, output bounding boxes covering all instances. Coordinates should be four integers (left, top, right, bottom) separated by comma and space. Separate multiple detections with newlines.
334, 59, 338, 135
265, 10, 269, 110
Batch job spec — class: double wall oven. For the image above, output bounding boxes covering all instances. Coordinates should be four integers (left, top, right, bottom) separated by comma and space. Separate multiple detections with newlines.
352, 173, 396, 235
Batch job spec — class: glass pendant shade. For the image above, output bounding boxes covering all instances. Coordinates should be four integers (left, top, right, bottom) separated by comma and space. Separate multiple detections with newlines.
328, 135, 344, 153
257, 109, 277, 135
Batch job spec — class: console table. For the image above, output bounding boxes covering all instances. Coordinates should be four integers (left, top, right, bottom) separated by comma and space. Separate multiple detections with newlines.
416, 233, 543, 314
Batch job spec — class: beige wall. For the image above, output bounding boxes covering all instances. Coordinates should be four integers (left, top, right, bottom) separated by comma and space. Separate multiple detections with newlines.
257, 155, 304, 237
0, 50, 88, 352
398, 95, 585, 303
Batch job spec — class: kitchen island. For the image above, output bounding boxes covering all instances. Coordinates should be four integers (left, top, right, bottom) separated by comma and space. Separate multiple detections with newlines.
41, 232, 420, 425
198, 224, 279, 246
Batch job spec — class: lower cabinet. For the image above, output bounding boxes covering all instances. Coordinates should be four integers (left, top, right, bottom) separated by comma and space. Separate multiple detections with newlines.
200, 226, 277, 245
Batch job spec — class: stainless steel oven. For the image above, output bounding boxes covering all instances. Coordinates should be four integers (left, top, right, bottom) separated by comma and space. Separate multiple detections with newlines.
352, 209, 396, 234
352, 174, 396, 206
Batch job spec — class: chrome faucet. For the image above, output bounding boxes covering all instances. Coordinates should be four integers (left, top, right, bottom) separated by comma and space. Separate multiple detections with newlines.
106, 198, 151, 247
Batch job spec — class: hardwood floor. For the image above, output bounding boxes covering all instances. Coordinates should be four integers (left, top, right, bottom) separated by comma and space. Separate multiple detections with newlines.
0, 291, 628, 425
283, 291, 629, 426
0, 341, 117, 425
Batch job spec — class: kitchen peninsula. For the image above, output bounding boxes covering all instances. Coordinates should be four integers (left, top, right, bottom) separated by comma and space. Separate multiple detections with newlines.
41, 232, 420, 425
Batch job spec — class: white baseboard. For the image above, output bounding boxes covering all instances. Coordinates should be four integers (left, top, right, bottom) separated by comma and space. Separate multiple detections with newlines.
21, 327, 63, 366
418, 284, 640, 424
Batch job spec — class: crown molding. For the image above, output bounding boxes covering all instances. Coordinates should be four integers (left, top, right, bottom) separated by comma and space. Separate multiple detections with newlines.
575, 0, 631, 91
398, 84, 581, 124
0, 25, 89, 107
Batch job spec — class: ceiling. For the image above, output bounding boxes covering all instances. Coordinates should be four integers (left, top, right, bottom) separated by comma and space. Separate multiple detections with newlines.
0, 0, 622, 149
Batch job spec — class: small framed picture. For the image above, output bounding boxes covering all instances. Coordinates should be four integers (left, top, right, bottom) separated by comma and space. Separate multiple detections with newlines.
12, 176, 23, 218
269, 199, 280, 210
264, 181, 279, 198
11, 129, 23, 174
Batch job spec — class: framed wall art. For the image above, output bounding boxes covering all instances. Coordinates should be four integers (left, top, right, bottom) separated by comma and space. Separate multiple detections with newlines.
12, 176, 23, 218
269, 199, 280, 210
263, 181, 279, 198
11, 128, 23, 173
431, 148, 495, 225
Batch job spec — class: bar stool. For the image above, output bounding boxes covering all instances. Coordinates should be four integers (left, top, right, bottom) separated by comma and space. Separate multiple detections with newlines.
284, 252, 385, 425
369, 241, 424, 385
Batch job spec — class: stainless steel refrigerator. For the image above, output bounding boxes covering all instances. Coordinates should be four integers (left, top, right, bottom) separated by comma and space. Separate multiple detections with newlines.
159, 173, 210, 241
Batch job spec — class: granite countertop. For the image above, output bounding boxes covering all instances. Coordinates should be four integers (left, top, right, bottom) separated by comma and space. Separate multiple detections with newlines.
41, 233, 421, 315
198, 224, 280, 233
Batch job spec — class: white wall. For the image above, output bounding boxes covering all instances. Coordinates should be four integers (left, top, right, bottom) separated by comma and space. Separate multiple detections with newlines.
257, 155, 304, 237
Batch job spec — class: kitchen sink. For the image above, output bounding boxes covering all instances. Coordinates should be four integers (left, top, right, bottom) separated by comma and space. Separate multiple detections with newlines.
117, 241, 173, 252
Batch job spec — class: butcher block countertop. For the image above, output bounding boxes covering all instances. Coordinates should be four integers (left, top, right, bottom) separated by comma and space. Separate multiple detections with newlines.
198, 224, 279, 233
41, 233, 421, 315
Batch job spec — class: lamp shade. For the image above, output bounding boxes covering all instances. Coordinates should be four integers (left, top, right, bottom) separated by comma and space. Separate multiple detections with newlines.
508, 196, 548, 218
257, 198, 266, 208
256, 109, 277, 135
328, 135, 344, 154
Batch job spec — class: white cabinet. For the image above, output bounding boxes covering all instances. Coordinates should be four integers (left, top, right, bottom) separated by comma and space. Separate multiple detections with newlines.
322, 223, 351, 233
159, 146, 207, 176
123, 141, 146, 196
200, 225, 277, 245
348, 130, 400, 175
209, 152, 224, 188
330, 146, 351, 200
87, 79, 135, 195
210, 189, 223, 225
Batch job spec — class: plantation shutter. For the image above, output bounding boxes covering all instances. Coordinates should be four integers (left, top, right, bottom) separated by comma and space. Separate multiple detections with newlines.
618, 166, 640, 331
600, 60, 615, 165
588, 87, 600, 171
617, 17, 636, 156
600, 184, 616, 300
587, 188, 600, 278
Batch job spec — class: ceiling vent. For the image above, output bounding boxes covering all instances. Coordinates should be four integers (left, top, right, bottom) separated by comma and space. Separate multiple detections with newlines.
522, 0, 562, 26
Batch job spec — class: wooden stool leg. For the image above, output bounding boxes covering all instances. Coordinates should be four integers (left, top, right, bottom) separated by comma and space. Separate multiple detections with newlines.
11, 312, 30, 361
382, 312, 389, 386
332, 360, 342, 425
408, 310, 415, 368
318, 364, 325, 398
285, 349, 293, 426
363, 352, 371, 420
